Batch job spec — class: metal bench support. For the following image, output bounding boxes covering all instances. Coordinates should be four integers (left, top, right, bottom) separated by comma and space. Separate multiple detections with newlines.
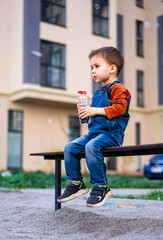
55, 156, 62, 210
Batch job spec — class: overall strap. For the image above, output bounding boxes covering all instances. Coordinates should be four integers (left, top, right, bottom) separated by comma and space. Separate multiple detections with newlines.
100, 80, 130, 118
99, 80, 120, 100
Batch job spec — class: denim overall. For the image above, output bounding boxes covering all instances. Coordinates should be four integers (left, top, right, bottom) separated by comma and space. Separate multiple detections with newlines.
64, 81, 130, 185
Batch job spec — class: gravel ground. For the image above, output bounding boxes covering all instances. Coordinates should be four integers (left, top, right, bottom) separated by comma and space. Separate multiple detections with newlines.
0, 188, 163, 240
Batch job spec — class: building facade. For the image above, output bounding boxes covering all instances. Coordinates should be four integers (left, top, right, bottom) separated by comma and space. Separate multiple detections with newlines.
0, 0, 163, 174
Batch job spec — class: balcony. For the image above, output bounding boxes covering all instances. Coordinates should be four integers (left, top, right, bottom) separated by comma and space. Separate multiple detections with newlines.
10, 84, 78, 107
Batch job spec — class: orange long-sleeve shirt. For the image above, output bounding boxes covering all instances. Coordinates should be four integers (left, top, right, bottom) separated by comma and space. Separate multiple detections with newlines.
104, 83, 131, 119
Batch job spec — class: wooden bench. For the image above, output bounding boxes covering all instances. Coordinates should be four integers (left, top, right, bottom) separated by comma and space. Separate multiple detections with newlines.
30, 143, 163, 211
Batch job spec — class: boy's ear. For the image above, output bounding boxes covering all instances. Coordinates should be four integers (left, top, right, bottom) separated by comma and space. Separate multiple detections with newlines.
110, 64, 117, 74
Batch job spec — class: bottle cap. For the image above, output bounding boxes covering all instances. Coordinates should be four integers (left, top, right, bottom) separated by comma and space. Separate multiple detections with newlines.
78, 90, 86, 94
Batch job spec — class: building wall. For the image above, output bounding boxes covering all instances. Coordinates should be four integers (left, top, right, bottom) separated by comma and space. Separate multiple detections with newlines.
0, 96, 9, 170
40, 0, 117, 95
0, 0, 11, 91
0, 0, 163, 175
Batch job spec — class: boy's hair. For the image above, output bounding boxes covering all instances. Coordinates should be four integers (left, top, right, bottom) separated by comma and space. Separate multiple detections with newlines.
88, 46, 124, 76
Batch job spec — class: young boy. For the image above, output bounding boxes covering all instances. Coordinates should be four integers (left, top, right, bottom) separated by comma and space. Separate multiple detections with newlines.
57, 46, 131, 207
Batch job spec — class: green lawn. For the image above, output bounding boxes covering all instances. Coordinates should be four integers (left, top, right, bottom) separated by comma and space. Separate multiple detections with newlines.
113, 190, 163, 201
0, 171, 163, 201
0, 170, 163, 189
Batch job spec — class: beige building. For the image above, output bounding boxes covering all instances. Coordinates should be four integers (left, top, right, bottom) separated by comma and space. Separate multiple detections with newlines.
0, 0, 163, 175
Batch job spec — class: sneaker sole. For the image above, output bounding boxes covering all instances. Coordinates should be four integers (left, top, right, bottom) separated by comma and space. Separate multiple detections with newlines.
57, 188, 89, 203
86, 191, 112, 208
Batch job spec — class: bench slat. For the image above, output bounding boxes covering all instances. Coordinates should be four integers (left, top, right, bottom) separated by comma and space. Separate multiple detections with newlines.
30, 143, 163, 159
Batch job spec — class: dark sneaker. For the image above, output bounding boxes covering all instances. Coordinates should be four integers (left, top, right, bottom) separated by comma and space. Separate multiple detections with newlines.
86, 185, 112, 207
57, 181, 89, 203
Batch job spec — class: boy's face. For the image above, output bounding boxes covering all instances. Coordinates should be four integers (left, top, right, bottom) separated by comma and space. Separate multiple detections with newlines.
90, 55, 117, 85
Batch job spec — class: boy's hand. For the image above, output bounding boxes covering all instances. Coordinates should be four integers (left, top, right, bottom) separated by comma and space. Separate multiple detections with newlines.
77, 105, 106, 119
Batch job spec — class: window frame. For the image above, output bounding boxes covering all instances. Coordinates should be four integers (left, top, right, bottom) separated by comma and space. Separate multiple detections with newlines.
106, 157, 117, 170
92, 79, 103, 93
7, 110, 23, 170
92, 0, 109, 38
41, 40, 66, 89
136, 20, 144, 57
41, 0, 66, 27
136, 122, 141, 145
69, 116, 80, 142
136, 70, 144, 107
136, 0, 144, 8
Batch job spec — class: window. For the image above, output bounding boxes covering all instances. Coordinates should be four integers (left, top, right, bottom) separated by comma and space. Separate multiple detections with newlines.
41, 40, 66, 89
136, 20, 144, 57
69, 117, 80, 141
92, 80, 103, 93
117, 14, 123, 83
106, 157, 117, 170
136, 0, 144, 8
41, 0, 66, 26
136, 122, 140, 145
8, 110, 23, 169
92, 0, 109, 38
137, 70, 144, 107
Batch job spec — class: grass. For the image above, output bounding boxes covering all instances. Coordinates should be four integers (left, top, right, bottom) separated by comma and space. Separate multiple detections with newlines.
113, 190, 163, 201
106, 174, 163, 189
0, 171, 55, 189
0, 171, 162, 201
0, 170, 163, 189
82, 191, 163, 201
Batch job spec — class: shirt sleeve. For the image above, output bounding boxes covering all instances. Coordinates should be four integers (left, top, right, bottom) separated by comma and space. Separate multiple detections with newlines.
104, 84, 131, 119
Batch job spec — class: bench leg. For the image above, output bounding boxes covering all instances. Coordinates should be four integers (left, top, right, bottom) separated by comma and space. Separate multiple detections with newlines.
55, 157, 61, 211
